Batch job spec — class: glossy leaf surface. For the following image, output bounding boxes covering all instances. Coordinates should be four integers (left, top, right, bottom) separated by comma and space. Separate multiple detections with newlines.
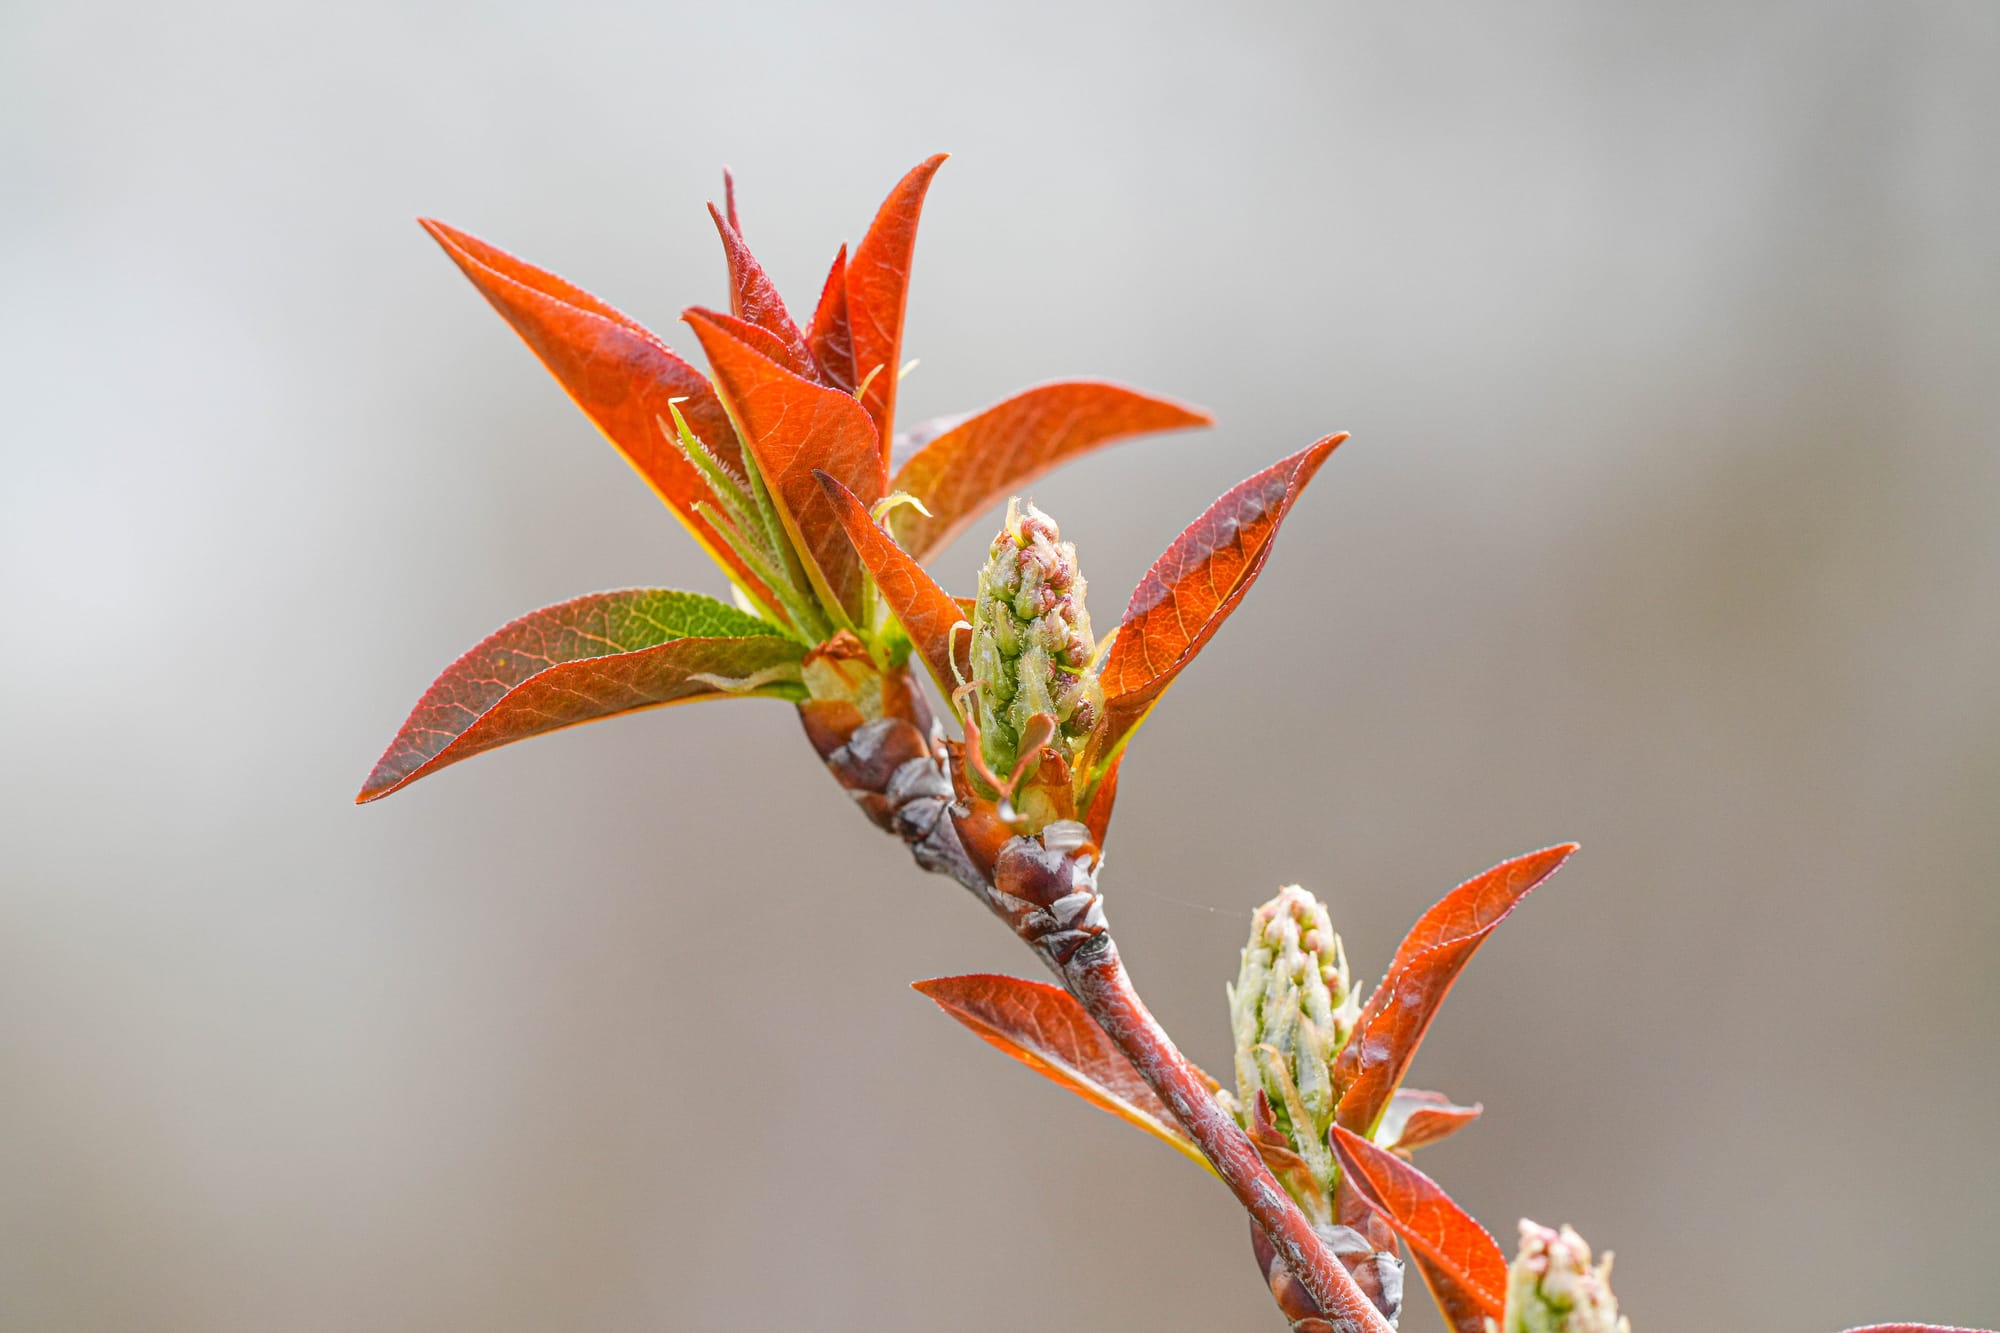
1329, 1125, 1506, 1325
912, 974, 1210, 1172
1333, 845, 1576, 1137
1377, 1089, 1483, 1152
358, 590, 801, 802
418, 220, 769, 601
847, 154, 947, 451
817, 472, 965, 695
686, 309, 882, 621
886, 381, 1213, 561
1083, 435, 1344, 788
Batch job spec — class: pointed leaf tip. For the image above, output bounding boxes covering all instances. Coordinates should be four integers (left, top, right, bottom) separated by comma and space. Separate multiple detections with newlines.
1081, 433, 1346, 803
721, 166, 741, 234
848, 154, 949, 453
356, 590, 802, 802
707, 202, 815, 378
1377, 1089, 1484, 1152
415, 218, 773, 603
806, 243, 856, 390
887, 380, 1214, 562
1332, 844, 1576, 1137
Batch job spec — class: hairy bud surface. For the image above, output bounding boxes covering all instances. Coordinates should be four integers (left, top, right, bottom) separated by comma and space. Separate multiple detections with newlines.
966, 499, 1102, 795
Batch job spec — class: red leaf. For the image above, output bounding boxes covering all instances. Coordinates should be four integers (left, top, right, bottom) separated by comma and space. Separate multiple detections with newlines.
708, 203, 815, 379
847, 153, 947, 453
1333, 845, 1577, 1136
887, 410, 966, 474
1410, 1250, 1502, 1333
816, 472, 965, 697
357, 590, 803, 802
418, 220, 772, 602
689, 307, 807, 384
685, 308, 883, 622
1083, 435, 1345, 780
1081, 753, 1122, 845
1377, 1089, 1483, 1152
721, 166, 742, 234
912, 974, 1210, 1171
1329, 1125, 1507, 1324
806, 245, 857, 391
886, 381, 1213, 562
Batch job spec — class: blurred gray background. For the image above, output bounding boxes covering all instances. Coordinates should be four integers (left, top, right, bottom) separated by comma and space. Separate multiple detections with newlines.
4, 2, 1996, 1329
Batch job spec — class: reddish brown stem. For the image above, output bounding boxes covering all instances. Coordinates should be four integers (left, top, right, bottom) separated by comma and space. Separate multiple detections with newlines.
1061, 938, 1395, 1333
803, 681, 1387, 1330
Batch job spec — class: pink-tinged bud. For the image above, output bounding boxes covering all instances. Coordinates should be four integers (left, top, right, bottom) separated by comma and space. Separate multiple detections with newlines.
1224, 886, 1362, 1211
963, 499, 1104, 829
1499, 1221, 1630, 1333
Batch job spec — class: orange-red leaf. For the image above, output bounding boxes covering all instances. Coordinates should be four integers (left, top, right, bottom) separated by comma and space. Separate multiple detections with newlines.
357, 590, 803, 802
1081, 753, 1123, 845
1377, 1089, 1483, 1152
418, 220, 772, 601
816, 472, 965, 697
912, 974, 1210, 1172
1333, 845, 1577, 1136
806, 245, 856, 391
847, 154, 947, 453
708, 203, 815, 379
1084, 435, 1345, 784
886, 381, 1213, 562
685, 308, 882, 622
1330, 1125, 1507, 1327
721, 167, 742, 234
1411, 1251, 1502, 1333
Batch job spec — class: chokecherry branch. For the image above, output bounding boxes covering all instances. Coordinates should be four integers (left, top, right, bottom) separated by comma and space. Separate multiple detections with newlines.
804, 690, 1392, 1332
1063, 938, 1393, 1333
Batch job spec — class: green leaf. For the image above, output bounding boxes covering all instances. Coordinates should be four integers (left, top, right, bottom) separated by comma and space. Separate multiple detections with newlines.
685, 308, 882, 626
358, 589, 803, 802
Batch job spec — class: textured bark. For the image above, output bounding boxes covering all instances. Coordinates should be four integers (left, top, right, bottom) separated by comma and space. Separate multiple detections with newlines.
1252, 1217, 1404, 1331
1063, 940, 1395, 1333
803, 663, 1389, 1331
798, 669, 984, 895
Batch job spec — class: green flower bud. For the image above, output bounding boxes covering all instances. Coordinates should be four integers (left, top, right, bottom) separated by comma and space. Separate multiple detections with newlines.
1226, 885, 1362, 1201
1498, 1221, 1631, 1333
966, 499, 1102, 792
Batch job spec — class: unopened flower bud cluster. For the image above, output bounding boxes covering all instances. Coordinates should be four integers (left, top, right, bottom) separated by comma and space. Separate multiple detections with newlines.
968, 499, 1103, 780
1494, 1221, 1630, 1333
1227, 885, 1362, 1190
